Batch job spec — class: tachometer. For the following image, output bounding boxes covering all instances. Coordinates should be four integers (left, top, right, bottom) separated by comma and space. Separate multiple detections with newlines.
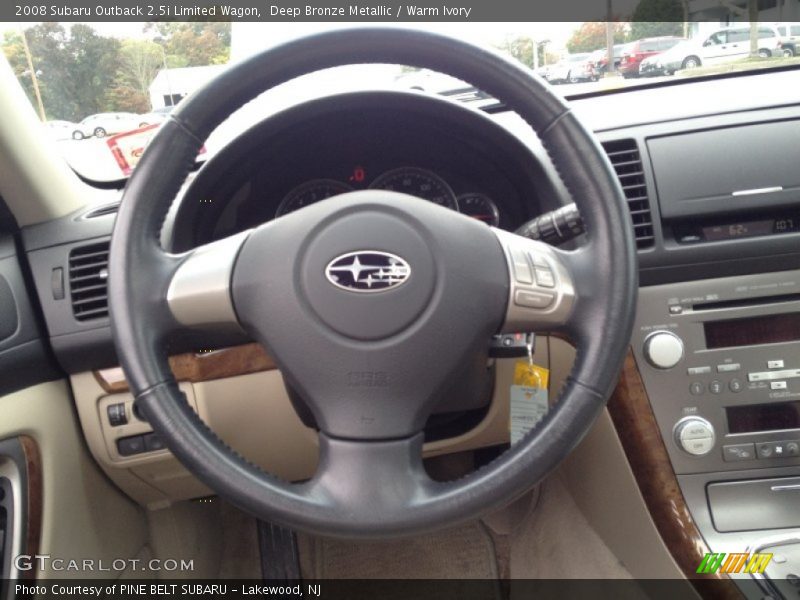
456, 193, 500, 227
369, 167, 457, 210
276, 179, 352, 217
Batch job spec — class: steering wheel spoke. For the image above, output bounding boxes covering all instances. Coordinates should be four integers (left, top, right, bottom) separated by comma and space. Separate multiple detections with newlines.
492, 228, 577, 334
165, 230, 251, 331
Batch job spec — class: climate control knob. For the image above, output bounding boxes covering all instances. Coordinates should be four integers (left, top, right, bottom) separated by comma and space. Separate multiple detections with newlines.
643, 330, 684, 369
674, 417, 715, 456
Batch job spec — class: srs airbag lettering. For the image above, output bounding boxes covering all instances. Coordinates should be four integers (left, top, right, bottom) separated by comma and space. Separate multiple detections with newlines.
347, 371, 388, 387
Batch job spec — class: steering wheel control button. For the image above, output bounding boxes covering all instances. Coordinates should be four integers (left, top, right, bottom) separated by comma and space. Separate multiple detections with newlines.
107, 403, 127, 427
534, 268, 555, 288
723, 443, 756, 462
729, 378, 744, 393
675, 417, 715, 456
643, 331, 684, 369
689, 382, 705, 395
514, 290, 555, 309
117, 435, 145, 457
510, 248, 533, 284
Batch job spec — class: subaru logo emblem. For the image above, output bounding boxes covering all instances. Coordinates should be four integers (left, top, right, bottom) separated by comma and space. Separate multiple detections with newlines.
325, 251, 411, 292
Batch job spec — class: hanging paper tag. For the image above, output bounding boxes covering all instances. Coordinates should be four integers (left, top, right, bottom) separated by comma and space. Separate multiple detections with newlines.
510, 362, 549, 444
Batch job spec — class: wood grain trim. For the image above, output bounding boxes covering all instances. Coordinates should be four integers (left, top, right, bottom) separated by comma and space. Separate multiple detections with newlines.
93, 343, 278, 394
607, 352, 743, 599
19, 435, 42, 581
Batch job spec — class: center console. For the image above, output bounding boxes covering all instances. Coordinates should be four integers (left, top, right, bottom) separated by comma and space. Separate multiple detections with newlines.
616, 111, 800, 597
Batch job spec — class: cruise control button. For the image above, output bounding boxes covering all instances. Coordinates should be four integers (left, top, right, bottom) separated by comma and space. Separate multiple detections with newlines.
514, 290, 555, 309
690, 382, 705, 395
528, 252, 548, 268
723, 443, 755, 462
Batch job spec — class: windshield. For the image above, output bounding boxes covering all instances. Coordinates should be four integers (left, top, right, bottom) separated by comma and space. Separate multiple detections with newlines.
3, 19, 799, 183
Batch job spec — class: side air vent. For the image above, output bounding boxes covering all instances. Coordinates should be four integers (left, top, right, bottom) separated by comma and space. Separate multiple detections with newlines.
69, 241, 110, 321
82, 202, 120, 219
601, 139, 655, 249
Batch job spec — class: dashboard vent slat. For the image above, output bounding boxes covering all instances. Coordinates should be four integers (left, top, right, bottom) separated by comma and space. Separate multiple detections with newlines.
69, 241, 110, 321
601, 139, 655, 249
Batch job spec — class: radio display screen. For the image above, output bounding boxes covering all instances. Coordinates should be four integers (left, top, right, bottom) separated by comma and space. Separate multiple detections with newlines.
728, 401, 800, 434
704, 313, 800, 349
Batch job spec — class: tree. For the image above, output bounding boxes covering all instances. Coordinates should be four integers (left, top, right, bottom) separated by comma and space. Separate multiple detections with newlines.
108, 39, 163, 112
630, 0, 684, 39
497, 36, 559, 67
145, 22, 231, 67
566, 22, 627, 53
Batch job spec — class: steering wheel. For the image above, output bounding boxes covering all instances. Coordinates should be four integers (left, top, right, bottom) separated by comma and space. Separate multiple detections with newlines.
109, 28, 637, 538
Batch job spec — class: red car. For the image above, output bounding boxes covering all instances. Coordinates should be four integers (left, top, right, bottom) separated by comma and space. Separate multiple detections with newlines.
618, 36, 684, 78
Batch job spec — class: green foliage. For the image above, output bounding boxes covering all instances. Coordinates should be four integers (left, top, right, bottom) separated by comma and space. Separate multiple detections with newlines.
1, 22, 232, 121
566, 22, 627, 53
630, 0, 684, 39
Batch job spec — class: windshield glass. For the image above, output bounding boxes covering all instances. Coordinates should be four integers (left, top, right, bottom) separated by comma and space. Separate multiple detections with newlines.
3, 19, 799, 183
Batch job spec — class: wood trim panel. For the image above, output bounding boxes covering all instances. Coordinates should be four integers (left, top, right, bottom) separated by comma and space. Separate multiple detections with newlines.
607, 352, 742, 599
19, 435, 42, 581
93, 343, 278, 394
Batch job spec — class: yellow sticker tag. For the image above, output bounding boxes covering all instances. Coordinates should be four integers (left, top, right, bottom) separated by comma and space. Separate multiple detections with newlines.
513, 362, 549, 389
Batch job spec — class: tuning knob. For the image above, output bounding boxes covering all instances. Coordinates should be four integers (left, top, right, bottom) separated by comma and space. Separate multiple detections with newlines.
674, 417, 715, 456
643, 331, 684, 369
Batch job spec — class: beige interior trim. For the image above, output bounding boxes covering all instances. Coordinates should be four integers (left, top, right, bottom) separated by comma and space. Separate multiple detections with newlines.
70, 340, 547, 507
0, 56, 89, 225
552, 337, 693, 583
0, 379, 147, 578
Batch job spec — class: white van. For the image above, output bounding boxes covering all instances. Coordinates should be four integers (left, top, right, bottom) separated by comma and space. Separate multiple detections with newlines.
692, 25, 784, 66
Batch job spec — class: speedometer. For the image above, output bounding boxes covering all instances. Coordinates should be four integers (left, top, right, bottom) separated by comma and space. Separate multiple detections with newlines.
276, 179, 352, 217
369, 167, 457, 210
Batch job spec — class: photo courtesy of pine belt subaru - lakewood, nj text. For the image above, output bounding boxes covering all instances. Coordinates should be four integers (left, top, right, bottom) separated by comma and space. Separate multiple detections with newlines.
1, 7, 800, 600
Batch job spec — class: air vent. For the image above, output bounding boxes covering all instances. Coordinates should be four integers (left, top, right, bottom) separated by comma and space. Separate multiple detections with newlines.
69, 241, 109, 321
601, 139, 655, 249
83, 202, 120, 219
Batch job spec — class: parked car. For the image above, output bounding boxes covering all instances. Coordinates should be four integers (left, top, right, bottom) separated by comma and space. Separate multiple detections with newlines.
588, 44, 627, 76
776, 23, 800, 56
136, 105, 173, 127
640, 26, 784, 76
43, 120, 77, 141
618, 36, 684, 77
72, 112, 143, 140
545, 53, 595, 84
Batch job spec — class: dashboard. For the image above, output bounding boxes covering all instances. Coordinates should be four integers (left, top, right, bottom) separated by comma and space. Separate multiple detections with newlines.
169, 92, 549, 251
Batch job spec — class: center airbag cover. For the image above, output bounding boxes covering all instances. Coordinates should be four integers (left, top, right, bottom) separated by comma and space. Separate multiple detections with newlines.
301, 210, 435, 340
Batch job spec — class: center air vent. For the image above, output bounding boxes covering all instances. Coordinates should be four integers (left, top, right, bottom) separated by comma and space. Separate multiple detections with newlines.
601, 139, 655, 249
68, 241, 110, 321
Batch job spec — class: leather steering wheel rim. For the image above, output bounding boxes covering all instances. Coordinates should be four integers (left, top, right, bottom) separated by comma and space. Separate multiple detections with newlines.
109, 28, 637, 538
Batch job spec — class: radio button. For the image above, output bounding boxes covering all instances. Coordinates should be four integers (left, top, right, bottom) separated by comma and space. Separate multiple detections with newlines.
769, 360, 785, 369
709, 380, 723, 394
723, 443, 756, 462
717, 363, 741, 373
643, 331, 684, 370
688, 366, 711, 375
771, 381, 789, 390
690, 382, 705, 396
729, 379, 744, 393
749, 369, 800, 382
